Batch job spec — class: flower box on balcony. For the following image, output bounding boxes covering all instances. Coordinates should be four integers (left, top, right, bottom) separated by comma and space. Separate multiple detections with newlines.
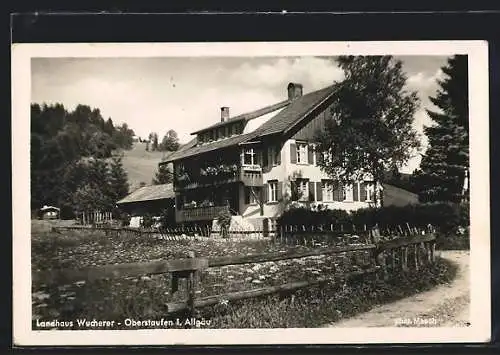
242, 164, 262, 172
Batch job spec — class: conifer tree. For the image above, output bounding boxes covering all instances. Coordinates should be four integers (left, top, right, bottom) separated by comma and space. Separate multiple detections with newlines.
152, 163, 173, 185
416, 55, 469, 203
108, 155, 130, 202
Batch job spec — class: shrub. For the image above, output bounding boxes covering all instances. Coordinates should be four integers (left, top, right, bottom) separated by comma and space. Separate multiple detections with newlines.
277, 202, 470, 249
158, 208, 176, 229
277, 207, 350, 227
217, 208, 232, 238
141, 213, 154, 229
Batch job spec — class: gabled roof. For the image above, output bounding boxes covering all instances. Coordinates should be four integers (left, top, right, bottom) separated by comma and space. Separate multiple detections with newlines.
162, 83, 338, 163
116, 184, 175, 204
191, 99, 291, 135
253, 84, 337, 137
40, 205, 60, 211
162, 132, 255, 162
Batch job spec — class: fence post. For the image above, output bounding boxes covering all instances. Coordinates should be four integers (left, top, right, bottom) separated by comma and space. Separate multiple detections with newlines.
383, 251, 389, 280
186, 251, 197, 324
402, 246, 408, 271
414, 243, 419, 271
420, 242, 426, 266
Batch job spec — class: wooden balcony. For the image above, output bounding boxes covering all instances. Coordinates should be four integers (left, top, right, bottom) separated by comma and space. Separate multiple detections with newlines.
176, 205, 230, 223
175, 167, 263, 191
240, 169, 263, 187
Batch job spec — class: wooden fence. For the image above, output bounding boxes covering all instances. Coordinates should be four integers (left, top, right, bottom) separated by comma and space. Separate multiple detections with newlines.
80, 210, 113, 226
52, 225, 276, 240
33, 231, 436, 324
53, 222, 433, 245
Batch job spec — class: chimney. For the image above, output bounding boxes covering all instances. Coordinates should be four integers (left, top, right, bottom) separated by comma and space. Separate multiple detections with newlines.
287, 82, 303, 100
220, 106, 230, 122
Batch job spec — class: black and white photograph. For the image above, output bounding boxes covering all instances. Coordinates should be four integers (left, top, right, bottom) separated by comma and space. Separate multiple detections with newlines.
12, 41, 490, 345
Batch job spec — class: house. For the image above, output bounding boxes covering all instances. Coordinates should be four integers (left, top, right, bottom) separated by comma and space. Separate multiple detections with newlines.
116, 183, 175, 227
40, 205, 60, 220
160, 82, 397, 228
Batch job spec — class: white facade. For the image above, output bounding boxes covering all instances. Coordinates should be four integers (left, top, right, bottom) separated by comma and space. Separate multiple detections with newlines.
241, 139, 382, 220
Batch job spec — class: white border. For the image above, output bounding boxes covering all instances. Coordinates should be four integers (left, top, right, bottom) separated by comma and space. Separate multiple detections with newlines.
12, 41, 491, 346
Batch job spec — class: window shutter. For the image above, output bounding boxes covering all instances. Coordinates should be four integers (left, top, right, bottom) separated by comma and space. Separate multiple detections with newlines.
308, 145, 314, 165
263, 147, 269, 168
291, 181, 298, 201
353, 181, 359, 201
315, 150, 323, 165
360, 182, 367, 201
316, 181, 323, 201
263, 183, 269, 203
278, 181, 283, 201
290, 143, 297, 163
276, 145, 281, 165
308, 181, 315, 201
335, 182, 344, 201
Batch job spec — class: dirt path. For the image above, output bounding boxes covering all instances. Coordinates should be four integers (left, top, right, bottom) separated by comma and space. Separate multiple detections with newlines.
327, 250, 470, 328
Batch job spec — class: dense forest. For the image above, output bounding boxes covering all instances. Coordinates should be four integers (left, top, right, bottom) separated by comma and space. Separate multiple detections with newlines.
31, 103, 134, 219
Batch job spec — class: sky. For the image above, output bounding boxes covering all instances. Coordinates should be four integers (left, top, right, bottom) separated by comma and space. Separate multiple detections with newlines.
31, 55, 450, 173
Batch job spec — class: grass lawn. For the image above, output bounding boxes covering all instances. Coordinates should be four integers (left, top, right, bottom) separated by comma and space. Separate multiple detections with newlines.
117, 142, 167, 192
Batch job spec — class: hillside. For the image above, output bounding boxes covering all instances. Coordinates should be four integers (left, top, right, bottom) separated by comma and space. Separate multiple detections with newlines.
118, 142, 169, 192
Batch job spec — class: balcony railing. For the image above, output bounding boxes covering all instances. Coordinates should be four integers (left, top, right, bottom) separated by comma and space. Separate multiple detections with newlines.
176, 205, 230, 223
175, 166, 263, 190
240, 169, 263, 186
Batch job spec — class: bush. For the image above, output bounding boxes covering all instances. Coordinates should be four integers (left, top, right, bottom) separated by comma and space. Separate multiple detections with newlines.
217, 208, 232, 238
141, 213, 154, 229
277, 207, 350, 227
277, 203, 470, 249
158, 208, 176, 229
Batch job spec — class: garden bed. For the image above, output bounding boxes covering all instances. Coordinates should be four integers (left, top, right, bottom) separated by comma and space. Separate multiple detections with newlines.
31, 226, 453, 330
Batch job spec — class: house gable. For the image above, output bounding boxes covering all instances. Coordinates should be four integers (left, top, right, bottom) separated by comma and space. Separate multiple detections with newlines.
290, 101, 334, 142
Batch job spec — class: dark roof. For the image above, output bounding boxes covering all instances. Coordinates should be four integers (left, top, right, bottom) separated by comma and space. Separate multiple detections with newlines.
191, 99, 291, 135
162, 133, 255, 162
40, 205, 60, 211
253, 84, 337, 137
163, 83, 338, 162
116, 184, 175, 204
381, 183, 419, 206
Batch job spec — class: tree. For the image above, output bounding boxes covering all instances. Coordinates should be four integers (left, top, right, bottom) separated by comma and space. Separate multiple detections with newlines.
160, 129, 180, 151
104, 118, 115, 136
316, 56, 421, 203
149, 132, 159, 151
108, 155, 130, 202
414, 55, 469, 203
152, 163, 173, 185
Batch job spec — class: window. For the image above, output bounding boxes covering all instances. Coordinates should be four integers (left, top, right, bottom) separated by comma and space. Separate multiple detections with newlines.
343, 184, 353, 201
268, 181, 278, 202
297, 179, 309, 201
365, 182, 375, 202
322, 180, 334, 201
245, 187, 258, 205
296, 143, 308, 164
243, 148, 256, 165
268, 145, 280, 166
